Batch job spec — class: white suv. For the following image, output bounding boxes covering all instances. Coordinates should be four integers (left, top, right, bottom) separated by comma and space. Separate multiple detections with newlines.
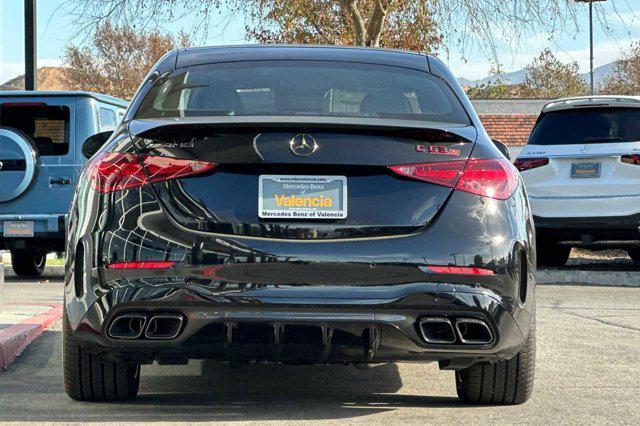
515, 96, 640, 266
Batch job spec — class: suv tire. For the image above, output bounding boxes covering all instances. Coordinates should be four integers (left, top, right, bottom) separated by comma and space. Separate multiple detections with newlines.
456, 311, 536, 405
536, 236, 570, 267
10, 249, 46, 277
63, 308, 140, 401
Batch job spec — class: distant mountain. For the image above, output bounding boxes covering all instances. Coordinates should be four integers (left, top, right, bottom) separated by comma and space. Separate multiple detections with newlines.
0, 67, 67, 91
459, 61, 617, 87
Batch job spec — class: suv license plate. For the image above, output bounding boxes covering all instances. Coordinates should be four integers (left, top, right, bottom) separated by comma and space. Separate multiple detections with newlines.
571, 162, 601, 178
258, 175, 347, 219
3, 221, 35, 237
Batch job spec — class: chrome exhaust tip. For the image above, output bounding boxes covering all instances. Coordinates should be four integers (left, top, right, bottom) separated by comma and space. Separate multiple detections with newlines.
108, 314, 147, 339
455, 318, 493, 344
418, 317, 456, 344
145, 314, 184, 340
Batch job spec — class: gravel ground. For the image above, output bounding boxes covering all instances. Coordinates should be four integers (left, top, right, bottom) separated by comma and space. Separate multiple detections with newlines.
563, 248, 638, 271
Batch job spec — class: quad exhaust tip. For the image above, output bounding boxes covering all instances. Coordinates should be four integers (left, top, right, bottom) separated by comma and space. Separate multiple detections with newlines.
418, 317, 493, 345
108, 314, 147, 339
108, 313, 184, 340
418, 317, 457, 344
455, 318, 493, 344
145, 314, 184, 340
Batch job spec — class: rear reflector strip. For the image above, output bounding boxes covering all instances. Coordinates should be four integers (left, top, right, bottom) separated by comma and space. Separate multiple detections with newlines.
426, 265, 495, 275
106, 261, 175, 269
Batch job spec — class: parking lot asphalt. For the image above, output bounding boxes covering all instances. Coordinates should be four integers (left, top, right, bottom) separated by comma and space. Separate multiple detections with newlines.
0, 271, 639, 424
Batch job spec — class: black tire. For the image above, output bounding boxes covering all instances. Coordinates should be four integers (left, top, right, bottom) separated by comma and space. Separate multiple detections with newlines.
628, 248, 640, 264
536, 236, 570, 267
63, 308, 140, 401
10, 249, 46, 277
456, 312, 536, 405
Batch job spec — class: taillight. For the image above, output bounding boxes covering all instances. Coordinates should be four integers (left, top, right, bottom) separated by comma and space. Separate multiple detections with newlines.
621, 154, 640, 165
388, 160, 465, 187
513, 157, 549, 172
88, 152, 216, 194
388, 158, 518, 200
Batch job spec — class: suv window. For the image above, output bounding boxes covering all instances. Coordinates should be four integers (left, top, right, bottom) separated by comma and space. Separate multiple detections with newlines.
0, 103, 70, 155
529, 107, 640, 145
98, 107, 118, 132
135, 60, 470, 125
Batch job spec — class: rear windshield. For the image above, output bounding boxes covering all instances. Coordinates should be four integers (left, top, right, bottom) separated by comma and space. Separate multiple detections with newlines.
0, 103, 70, 156
134, 60, 469, 125
529, 107, 640, 145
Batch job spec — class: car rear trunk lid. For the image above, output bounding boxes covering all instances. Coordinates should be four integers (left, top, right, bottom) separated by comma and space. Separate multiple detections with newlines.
129, 118, 477, 240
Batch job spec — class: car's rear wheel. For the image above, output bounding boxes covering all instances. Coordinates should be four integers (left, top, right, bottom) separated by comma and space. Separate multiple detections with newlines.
628, 247, 640, 264
10, 249, 46, 277
455, 311, 536, 405
63, 307, 140, 401
536, 236, 570, 267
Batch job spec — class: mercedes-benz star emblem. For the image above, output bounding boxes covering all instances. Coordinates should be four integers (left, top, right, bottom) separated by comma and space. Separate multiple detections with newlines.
289, 134, 318, 157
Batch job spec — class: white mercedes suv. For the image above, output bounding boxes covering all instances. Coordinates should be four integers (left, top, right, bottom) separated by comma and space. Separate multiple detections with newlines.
515, 96, 640, 266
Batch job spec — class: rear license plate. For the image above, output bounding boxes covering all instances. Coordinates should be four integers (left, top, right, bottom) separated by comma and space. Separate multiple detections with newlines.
571, 162, 600, 178
3, 221, 34, 237
258, 175, 347, 219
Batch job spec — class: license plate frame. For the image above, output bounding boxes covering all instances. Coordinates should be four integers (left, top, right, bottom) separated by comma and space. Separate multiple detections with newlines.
571, 162, 601, 178
258, 175, 347, 220
3, 220, 35, 237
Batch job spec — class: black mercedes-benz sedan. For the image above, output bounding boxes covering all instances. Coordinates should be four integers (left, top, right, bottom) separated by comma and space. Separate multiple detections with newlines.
63, 45, 536, 404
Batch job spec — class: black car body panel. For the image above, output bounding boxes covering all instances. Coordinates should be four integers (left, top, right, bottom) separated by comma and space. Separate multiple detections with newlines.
65, 45, 535, 370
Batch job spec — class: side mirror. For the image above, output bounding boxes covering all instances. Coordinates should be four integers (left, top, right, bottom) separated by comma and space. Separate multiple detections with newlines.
492, 139, 511, 160
82, 131, 113, 158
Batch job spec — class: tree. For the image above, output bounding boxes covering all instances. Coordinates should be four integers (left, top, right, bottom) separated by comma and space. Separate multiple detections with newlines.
467, 67, 510, 99
65, 0, 626, 58
518, 49, 588, 98
62, 23, 191, 99
599, 42, 640, 95
243, 0, 441, 51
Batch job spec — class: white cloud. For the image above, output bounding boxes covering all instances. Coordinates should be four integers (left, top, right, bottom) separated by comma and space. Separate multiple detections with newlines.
0, 58, 62, 84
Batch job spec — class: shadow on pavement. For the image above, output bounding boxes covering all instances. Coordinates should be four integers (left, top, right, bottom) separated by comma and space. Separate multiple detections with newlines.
0, 330, 463, 422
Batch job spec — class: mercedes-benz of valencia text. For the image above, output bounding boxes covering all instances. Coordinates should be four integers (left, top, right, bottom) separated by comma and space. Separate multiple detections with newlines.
64, 45, 536, 404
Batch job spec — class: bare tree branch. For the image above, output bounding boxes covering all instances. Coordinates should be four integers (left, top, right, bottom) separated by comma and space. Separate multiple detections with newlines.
365, 0, 391, 47
339, 0, 367, 46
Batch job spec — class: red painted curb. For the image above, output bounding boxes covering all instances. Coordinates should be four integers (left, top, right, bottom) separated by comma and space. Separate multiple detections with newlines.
0, 304, 63, 371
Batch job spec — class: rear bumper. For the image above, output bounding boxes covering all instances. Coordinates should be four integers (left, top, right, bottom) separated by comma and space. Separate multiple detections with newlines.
0, 214, 66, 251
529, 195, 640, 220
70, 282, 530, 367
534, 213, 640, 243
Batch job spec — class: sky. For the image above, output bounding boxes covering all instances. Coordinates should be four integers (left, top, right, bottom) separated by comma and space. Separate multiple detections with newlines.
1, 0, 639, 84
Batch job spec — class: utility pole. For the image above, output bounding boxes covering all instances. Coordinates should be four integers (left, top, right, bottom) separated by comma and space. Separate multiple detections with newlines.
575, 0, 606, 96
24, 0, 37, 91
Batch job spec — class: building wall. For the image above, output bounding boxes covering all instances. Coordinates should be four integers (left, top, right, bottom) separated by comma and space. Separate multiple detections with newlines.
479, 114, 538, 146
470, 99, 551, 146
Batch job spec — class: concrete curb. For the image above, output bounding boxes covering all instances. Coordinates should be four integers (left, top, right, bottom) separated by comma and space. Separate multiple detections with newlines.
0, 303, 63, 371
0, 264, 4, 285
535, 270, 640, 287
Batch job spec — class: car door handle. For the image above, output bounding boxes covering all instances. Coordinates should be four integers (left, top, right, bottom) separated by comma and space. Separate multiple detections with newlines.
50, 177, 72, 185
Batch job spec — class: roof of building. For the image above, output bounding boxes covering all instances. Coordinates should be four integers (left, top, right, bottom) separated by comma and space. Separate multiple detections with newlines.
470, 99, 551, 115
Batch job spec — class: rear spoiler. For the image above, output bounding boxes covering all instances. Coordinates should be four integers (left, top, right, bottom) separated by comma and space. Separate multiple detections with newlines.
128, 116, 477, 142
